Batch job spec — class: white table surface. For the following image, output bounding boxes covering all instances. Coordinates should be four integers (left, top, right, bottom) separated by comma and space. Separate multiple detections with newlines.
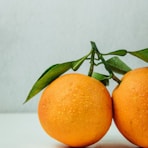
0, 113, 138, 148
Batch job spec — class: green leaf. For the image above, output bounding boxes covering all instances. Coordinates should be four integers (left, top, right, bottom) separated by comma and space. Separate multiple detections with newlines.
24, 62, 72, 103
128, 48, 148, 62
104, 49, 127, 56
106, 56, 131, 74
92, 72, 109, 86
72, 51, 91, 71
90, 41, 98, 50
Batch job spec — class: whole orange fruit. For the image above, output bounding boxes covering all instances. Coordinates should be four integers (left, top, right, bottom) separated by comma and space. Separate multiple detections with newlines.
38, 73, 112, 147
112, 67, 148, 147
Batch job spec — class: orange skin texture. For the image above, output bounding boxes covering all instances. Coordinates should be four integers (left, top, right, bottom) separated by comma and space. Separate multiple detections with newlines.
38, 73, 112, 147
112, 67, 148, 147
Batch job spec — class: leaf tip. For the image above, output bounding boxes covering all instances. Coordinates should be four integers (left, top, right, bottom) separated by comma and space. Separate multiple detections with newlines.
23, 96, 30, 104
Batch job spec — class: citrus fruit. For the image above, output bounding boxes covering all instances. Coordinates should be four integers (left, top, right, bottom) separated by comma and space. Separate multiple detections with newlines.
112, 67, 148, 147
38, 73, 112, 147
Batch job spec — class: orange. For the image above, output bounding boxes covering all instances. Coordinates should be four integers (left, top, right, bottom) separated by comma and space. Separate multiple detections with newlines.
38, 73, 112, 147
112, 67, 148, 147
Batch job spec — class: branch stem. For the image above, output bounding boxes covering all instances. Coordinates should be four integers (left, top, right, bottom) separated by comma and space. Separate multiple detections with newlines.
88, 49, 95, 76
90, 41, 121, 84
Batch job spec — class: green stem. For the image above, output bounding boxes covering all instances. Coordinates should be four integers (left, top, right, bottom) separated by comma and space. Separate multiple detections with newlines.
112, 75, 121, 84
90, 41, 121, 84
88, 49, 95, 76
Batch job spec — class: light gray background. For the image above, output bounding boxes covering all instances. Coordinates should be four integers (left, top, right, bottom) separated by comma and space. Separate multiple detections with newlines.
0, 0, 148, 113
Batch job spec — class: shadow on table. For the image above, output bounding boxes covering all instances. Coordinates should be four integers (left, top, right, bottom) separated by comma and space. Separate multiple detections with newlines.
56, 143, 138, 148
94, 143, 138, 148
